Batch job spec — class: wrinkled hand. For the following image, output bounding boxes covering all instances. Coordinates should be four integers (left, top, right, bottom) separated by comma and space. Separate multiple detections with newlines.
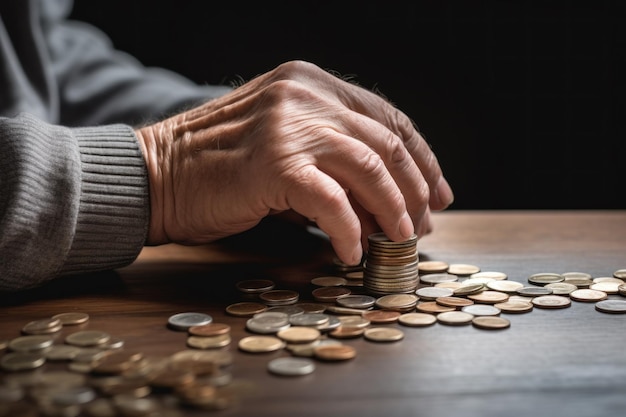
135, 60, 453, 266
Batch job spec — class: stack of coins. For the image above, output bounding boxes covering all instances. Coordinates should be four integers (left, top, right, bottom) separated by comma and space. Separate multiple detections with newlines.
363, 233, 419, 295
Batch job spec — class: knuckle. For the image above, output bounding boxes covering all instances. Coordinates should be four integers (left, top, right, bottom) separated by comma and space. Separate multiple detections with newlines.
359, 152, 385, 178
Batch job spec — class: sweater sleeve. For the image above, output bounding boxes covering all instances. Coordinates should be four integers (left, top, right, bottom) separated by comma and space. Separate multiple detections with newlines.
0, 113, 149, 291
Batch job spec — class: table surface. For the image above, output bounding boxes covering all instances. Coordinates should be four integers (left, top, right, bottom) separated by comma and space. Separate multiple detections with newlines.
2, 210, 626, 417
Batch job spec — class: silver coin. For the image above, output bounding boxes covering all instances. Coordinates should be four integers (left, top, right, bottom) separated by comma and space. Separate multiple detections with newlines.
167, 312, 213, 331
335, 295, 376, 309
267, 357, 315, 376
416, 287, 454, 300
419, 273, 458, 285
595, 299, 626, 314
246, 313, 291, 334
516, 286, 553, 297
265, 306, 305, 316
461, 304, 501, 316
528, 273, 564, 286
289, 313, 330, 327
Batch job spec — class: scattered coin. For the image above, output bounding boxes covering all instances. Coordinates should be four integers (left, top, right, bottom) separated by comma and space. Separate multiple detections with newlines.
311, 287, 351, 302
570, 289, 608, 302
531, 295, 572, 309
168, 312, 213, 331
313, 344, 357, 361
461, 304, 501, 316
419, 273, 458, 285
416, 301, 455, 314
329, 326, 366, 339
447, 263, 481, 276
417, 260, 449, 273
363, 327, 405, 342
436, 296, 474, 308
0, 352, 46, 371
493, 301, 534, 314
528, 272, 564, 286
225, 302, 267, 317
51, 312, 90, 326
187, 334, 232, 349
311, 276, 348, 287
467, 291, 509, 304
590, 281, 621, 294
188, 323, 231, 337
335, 295, 376, 309
613, 269, 626, 280
470, 271, 508, 281
486, 280, 524, 293
259, 289, 300, 306
452, 283, 485, 296
471, 316, 511, 330
436, 311, 474, 326
416, 287, 454, 300
362, 310, 401, 324
398, 313, 437, 327
516, 287, 553, 297
238, 336, 285, 353
595, 299, 626, 314
267, 357, 315, 376
276, 327, 321, 344
236, 279, 275, 294
544, 282, 578, 295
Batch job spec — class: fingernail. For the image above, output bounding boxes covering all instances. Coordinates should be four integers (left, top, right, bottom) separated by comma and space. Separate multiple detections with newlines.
434, 177, 454, 208
399, 212, 415, 239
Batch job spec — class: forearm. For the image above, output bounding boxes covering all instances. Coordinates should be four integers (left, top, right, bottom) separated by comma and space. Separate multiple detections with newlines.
0, 113, 149, 291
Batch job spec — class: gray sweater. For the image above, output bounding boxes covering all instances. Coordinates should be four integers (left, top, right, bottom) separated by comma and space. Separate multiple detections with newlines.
0, 0, 231, 290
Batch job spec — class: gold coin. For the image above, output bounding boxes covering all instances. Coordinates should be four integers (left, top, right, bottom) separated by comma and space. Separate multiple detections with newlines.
52, 312, 90, 326
374, 294, 418, 311
225, 302, 267, 317
472, 316, 511, 330
238, 336, 285, 353
570, 289, 608, 302
398, 312, 437, 327
531, 295, 572, 309
435, 296, 474, 308
276, 327, 321, 344
363, 327, 404, 342
436, 311, 474, 326
467, 291, 509, 304
361, 310, 401, 324
447, 263, 481, 276
65, 330, 111, 347
493, 301, 534, 314
417, 260, 449, 273
313, 344, 357, 361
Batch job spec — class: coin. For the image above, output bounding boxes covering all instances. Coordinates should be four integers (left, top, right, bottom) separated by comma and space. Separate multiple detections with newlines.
329, 326, 366, 339
335, 295, 376, 309
310, 276, 348, 287
375, 294, 418, 311
467, 291, 509, 304
311, 287, 351, 302
21, 318, 62, 335
527, 272, 564, 286
544, 282, 578, 295
362, 310, 401, 324
418, 260, 449, 273
289, 313, 330, 327
436, 311, 474, 326
595, 299, 626, 314
236, 279, 276, 294
436, 296, 474, 308
238, 336, 285, 353
8, 335, 55, 352
613, 269, 626, 279
486, 280, 524, 293
461, 304, 501, 316
336, 315, 371, 329
44, 345, 82, 361
265, 306, 305, 316
313, 344, 357, 361
447, 263, 481, 276
363, 327, 404, 342
470, 271, 508, 281
493, 301, 534, 314
516, 286, 553, 297
225, 302, 267, 317
293, 303, 327, 314
452, 283, 485, 296
259, 289, 300, 305
472, 316, 510, 330
188, 323, 231, 337
246, 313, 291, 334
416, 287, 454, 300
187, 334, 232, 349
398, 313, 437, 327
416, 301, 455, 314
570, 289, 608, 302
589, 282, 621, 294
419, 273, 458, 285
531, 295, 571, 309
0, 352, 46, 371
267, 357, 315, 376
168, 312, 213, 331
52, 312, 90, 325
277, 327, 321, 344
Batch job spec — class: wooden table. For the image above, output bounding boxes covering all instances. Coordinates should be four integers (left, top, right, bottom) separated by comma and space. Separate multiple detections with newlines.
2, 210, 626, 417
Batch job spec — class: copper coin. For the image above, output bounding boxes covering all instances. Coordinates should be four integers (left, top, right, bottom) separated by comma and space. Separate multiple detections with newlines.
188, 323, 231, 337
398, 313, 437, 327
493, 301, 534, 314
363, 327, 404, 342
259, 289, 300, 305
311, 287, 351, 302
570, 289, 608, 302
435, 296, 474, 308
225, 302, 267, 317
313, 344, 356, 361
415, 301, 455, 314
531, 295, 571, 309
467, 291, 509, 304
472, 316, 511, 330
436, 311, 474, 326
361, 310, 401, 324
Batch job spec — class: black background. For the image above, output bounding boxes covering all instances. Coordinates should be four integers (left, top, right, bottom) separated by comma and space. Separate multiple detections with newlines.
70, 0, 625, 210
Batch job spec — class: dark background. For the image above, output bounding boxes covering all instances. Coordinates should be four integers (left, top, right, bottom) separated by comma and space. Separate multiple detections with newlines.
70, 0, 625, 210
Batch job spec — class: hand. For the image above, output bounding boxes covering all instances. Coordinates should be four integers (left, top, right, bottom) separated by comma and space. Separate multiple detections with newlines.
135, 60, 453, 266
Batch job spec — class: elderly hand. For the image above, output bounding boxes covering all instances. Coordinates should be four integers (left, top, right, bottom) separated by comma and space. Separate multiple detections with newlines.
135, 60, 453, 266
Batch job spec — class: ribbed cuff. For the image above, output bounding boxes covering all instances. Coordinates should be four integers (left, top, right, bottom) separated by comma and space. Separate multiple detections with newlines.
61, 124, 149, 275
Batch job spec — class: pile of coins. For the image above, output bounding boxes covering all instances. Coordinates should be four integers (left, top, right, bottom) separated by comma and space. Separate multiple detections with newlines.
0, 312, 247, 416
363, 232, 419, 295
